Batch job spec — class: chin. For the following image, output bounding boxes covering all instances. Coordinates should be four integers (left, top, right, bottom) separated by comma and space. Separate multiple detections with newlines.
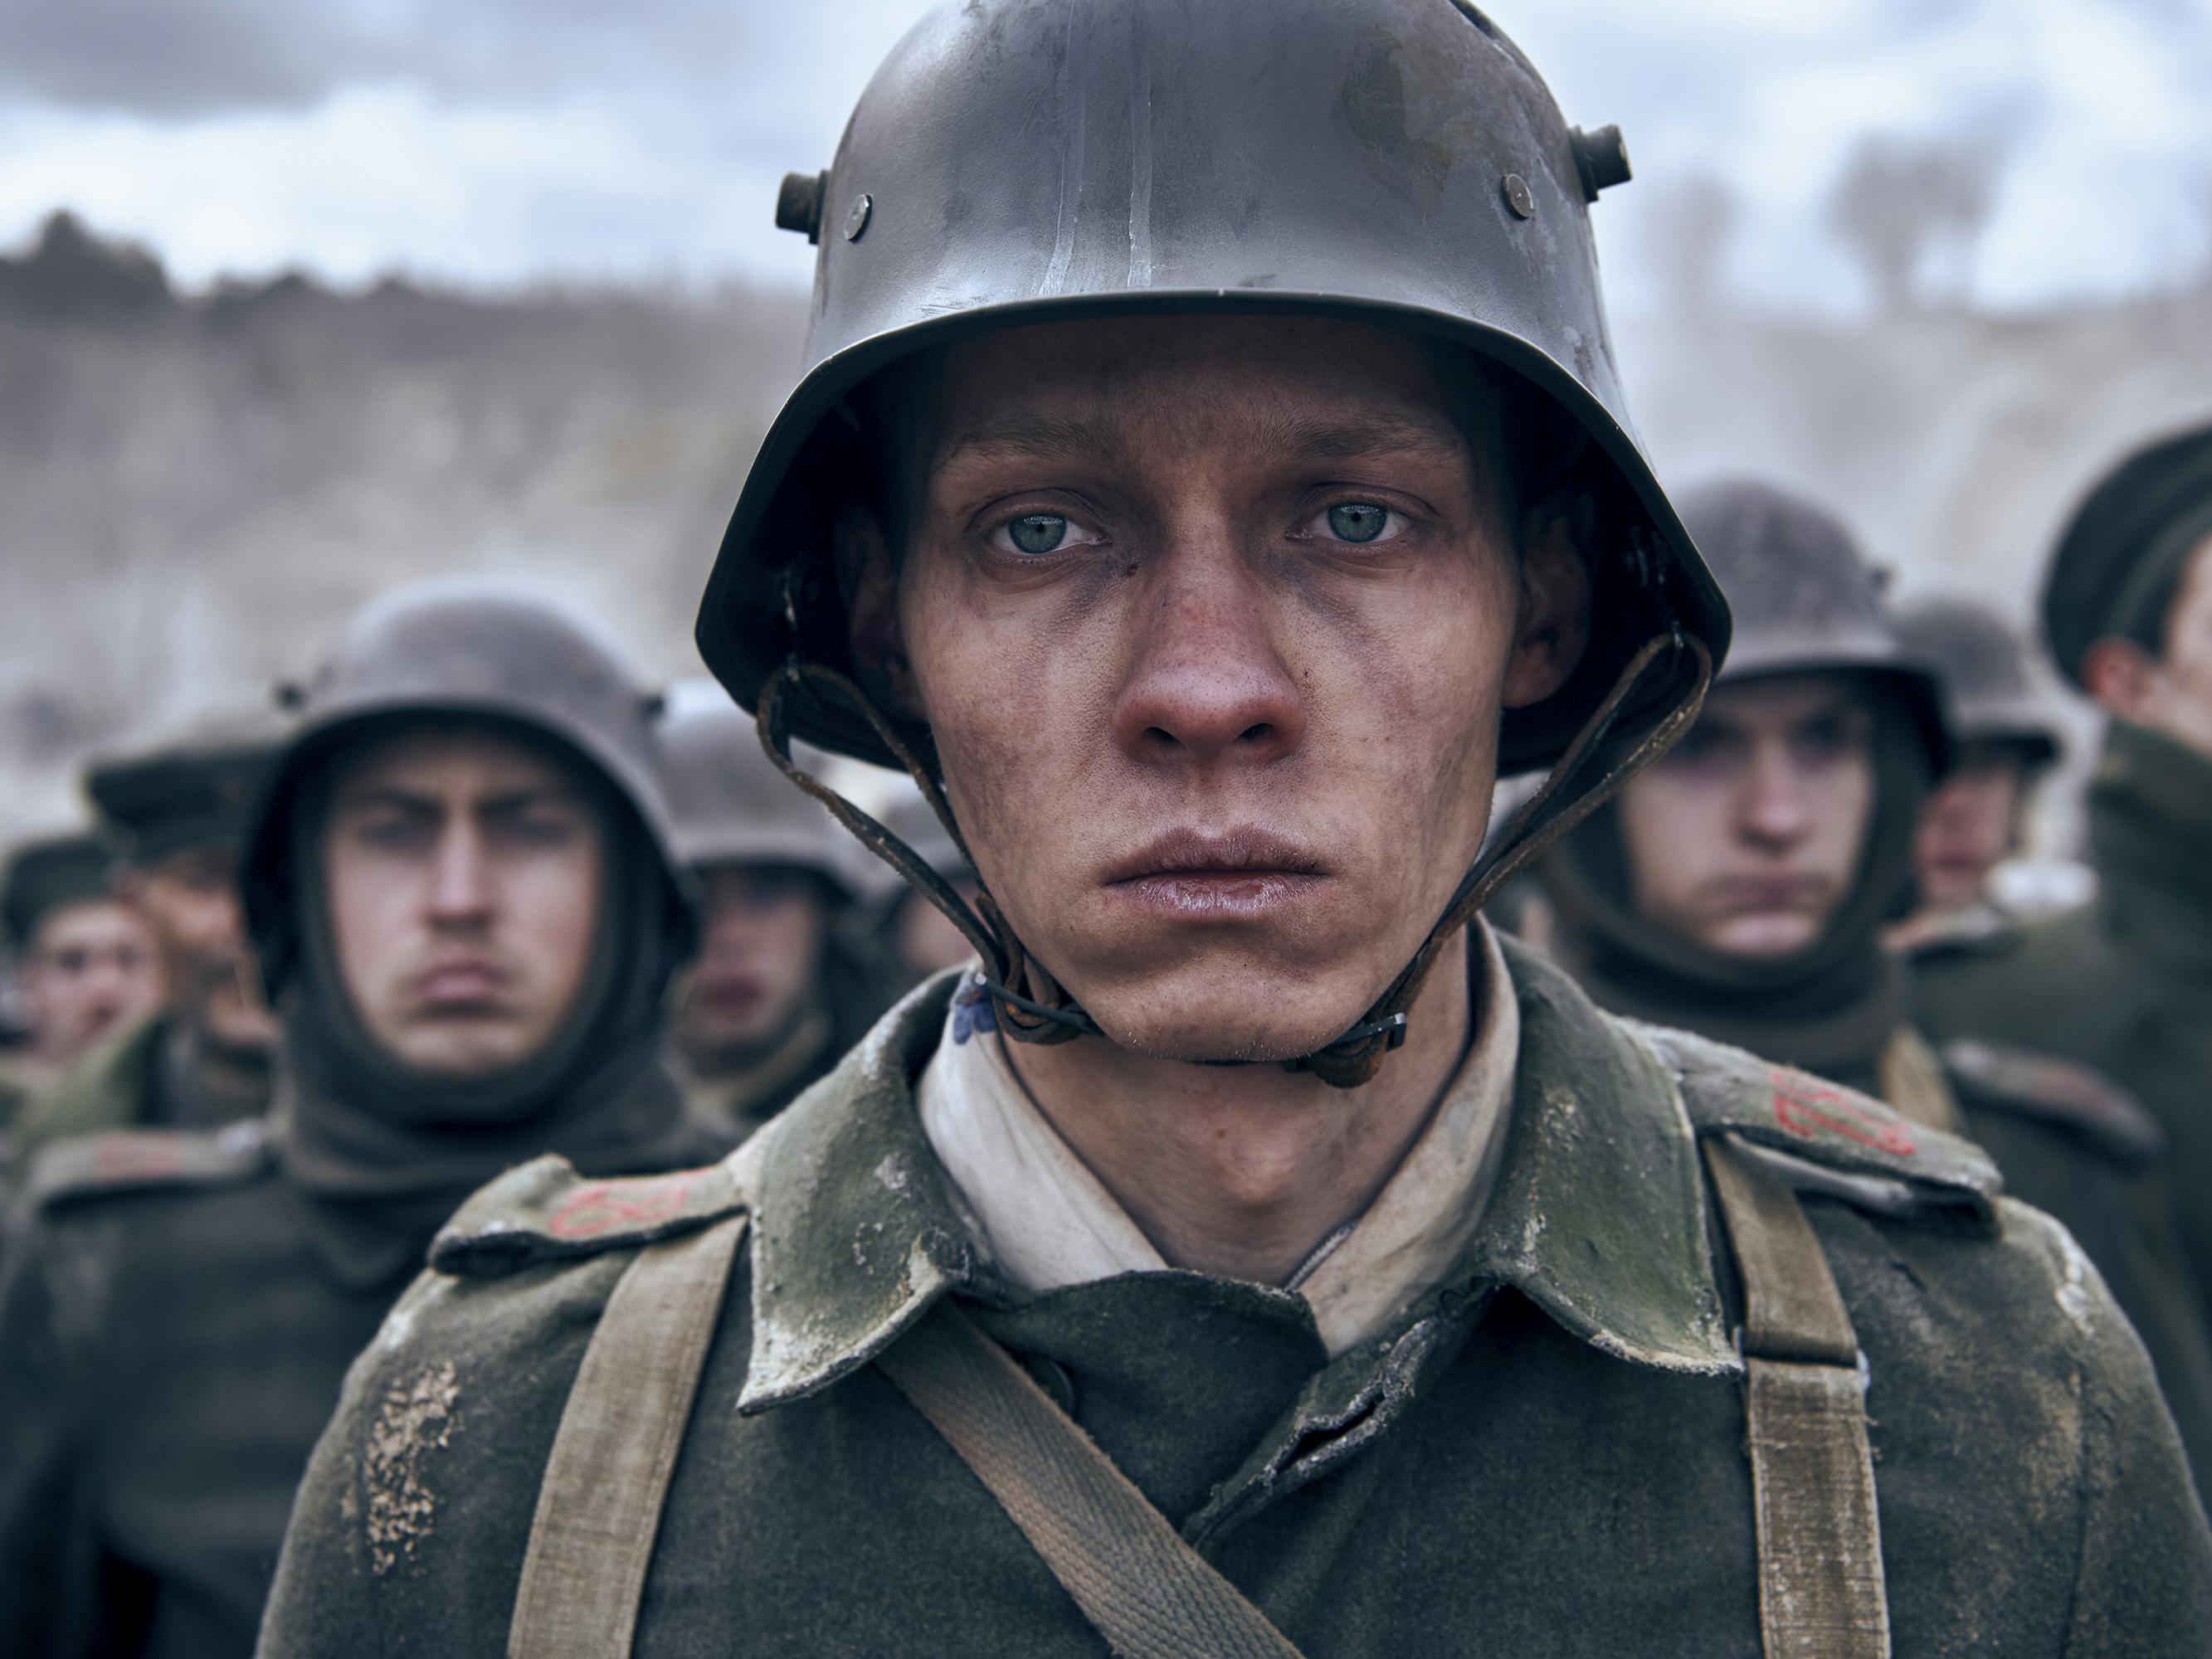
1071, 958, 1382, 1066
1707, 915, 1820, 958
395, 1024, 530, 1079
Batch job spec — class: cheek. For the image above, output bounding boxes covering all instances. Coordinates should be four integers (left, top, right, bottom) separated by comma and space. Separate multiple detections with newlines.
519, 857, 602, 980
1817, 762, 1878, 872
324, 856, 407, 990
1619, 777, 1722, 901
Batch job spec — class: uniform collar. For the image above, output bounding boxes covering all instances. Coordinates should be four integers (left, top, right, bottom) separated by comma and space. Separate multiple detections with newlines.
738, 938, 1734, 1413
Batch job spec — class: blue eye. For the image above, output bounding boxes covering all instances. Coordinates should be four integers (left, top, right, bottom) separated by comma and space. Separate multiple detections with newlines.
1325, 503, 1391, 543
1007, 513, 1069, 554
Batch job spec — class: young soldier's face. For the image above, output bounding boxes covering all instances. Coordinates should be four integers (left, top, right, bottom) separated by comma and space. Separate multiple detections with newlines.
22, 900, 161, 1063
1912, 740, 2027, 913
320, 726, 607, 1078
119, 841, 272, 1048
676, 865, 830, 1065
1615, 673, 1877, 958
847, 314, 1587, 1062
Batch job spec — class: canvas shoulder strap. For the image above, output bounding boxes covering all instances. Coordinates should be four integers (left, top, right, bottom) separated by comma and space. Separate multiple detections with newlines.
503, 1127, 773, 1659
876, 1300, 1308, 1659
1703, 1133, 1893, 1659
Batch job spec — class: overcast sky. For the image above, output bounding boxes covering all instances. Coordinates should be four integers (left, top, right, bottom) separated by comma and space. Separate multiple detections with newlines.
2, 0, 2208, 313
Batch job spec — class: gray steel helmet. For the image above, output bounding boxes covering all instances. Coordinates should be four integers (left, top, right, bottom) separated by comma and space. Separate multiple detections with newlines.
656, 694, 873, 900
696, 0, 1726, 776
241, 580, 694, 990
1893, 597, 2060, 766
1679, 479, 1950, 774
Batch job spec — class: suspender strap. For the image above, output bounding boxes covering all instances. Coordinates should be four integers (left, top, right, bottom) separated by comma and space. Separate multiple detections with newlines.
505, 1211, 750, 1659
1873, 1028, 1966, 1136
876, 1301, 1309, 1659
1703, 1135, 1892, 1659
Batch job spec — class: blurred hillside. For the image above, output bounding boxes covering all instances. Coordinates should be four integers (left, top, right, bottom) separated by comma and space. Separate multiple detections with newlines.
3, 208, 2211, 840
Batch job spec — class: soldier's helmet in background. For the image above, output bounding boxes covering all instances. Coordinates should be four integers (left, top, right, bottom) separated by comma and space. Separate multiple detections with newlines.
1, 832, 113, 950
2042, 417, 2212, 689
1679, 479, 1949, 775
240, 580, 694, 997
655, 693, 875, 902
84, 703, 291, 870
1894, 597, 2061, 767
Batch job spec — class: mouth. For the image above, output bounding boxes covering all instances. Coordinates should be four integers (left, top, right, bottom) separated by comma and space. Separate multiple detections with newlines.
695, 975, 766, 1018
1703, 876, 1831, 917
412, 958, 512, 1009
1102, 826, 1331, 921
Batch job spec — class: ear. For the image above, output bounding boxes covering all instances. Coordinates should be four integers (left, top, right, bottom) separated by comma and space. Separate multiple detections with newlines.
1501, 493, 1595, 708
2079, 635, 2158, 722
836, 506, 927, 722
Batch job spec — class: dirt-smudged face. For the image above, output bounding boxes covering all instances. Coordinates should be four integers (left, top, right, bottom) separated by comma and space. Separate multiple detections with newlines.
845, 314, 1587, 1062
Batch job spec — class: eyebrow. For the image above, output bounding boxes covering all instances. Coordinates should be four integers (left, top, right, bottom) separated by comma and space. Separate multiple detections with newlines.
330, 784, 584, 817
936, 409, 1468, 469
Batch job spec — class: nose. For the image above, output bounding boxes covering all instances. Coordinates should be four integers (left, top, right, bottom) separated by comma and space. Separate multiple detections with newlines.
1109, 539, 1306, 768
1738, 742, 1814, 849
426, 823, 495, 926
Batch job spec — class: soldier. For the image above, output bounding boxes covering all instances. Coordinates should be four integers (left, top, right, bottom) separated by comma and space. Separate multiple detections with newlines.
1916, 417, 2212, 1330
1889, 596, 2063, 946
261, 7, 2210, 1654
1535, 477, 2212, 1481
12, 709, 285, 1164
0, 584, 733, 1658
0, 831, 160, 1131
658, 698, 893, 1136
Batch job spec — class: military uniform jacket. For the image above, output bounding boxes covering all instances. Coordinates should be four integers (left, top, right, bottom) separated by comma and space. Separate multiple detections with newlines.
1915, 722, 2212, 1335
0, 1122, 431, 1659
259, 948, 2212, 1657
9, 1012, 270, 1178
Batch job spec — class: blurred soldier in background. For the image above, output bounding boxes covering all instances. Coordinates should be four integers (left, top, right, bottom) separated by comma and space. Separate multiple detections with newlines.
869, 772, 982, 983
658, 697, 893, 1136
266, 4, 2207, 1651
1917, 418, 2212, 1328
1537, 479, 2212, 1478
1890, 596, 2063, 946
0, 831, 160, 1131
0, 583, 732, 1659
11, 710, 284, 1166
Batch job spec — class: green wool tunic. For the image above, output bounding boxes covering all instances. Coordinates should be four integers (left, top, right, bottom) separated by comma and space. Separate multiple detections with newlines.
259, 946, 2212, 1657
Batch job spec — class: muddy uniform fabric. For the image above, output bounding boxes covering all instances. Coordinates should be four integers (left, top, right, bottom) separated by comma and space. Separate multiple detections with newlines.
1916, 719, 2212, 1330
11, 1010, 271, 1170
0, 1108, 732, 1659
256, 944, 2210, 1657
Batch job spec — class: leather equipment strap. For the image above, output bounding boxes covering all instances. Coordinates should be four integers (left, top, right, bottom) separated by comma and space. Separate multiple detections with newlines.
1703, 1134, 1893, 1659
876, 1300, 1309, 1659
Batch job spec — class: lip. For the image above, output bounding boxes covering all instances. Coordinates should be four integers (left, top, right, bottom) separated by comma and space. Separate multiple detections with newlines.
1703, 876, 1829, 914
696, 975, 765, 1016
413, 958, 510, 1006
1102, 826, 1330, 922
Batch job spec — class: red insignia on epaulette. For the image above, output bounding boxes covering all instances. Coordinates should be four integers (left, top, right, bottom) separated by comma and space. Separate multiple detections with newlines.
89, 1134, 186, 1180
1771, 1068, 1916, 1158
544, 1173, 699, 1240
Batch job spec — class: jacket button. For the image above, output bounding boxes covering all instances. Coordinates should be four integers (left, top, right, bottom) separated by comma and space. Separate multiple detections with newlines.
1021, 1355, 1079, 1418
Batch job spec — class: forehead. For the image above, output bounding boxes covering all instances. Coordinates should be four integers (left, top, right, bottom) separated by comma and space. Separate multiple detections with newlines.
1698, 671, 1873, 731
34, 900, 138, 951
328, 719, 590, 803
917, 313, 1492, 469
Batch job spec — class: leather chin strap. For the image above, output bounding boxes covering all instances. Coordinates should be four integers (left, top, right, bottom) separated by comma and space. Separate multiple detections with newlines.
755, 629, 1712, 1089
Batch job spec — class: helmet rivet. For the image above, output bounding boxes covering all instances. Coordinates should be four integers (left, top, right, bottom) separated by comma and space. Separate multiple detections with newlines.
1502, 173, 1536, 220
844, 193, 874, 242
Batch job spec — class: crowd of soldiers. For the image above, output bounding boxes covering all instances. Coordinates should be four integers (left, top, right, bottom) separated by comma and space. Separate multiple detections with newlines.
3, 1, 2210, 1653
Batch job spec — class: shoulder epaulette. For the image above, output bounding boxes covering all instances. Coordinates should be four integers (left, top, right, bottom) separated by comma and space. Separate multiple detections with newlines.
1942, 1038, 2165, 1163
25, 1118, 274, 1210
1631, 1023, 2000, 1228
429, 1136, 763, 1278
